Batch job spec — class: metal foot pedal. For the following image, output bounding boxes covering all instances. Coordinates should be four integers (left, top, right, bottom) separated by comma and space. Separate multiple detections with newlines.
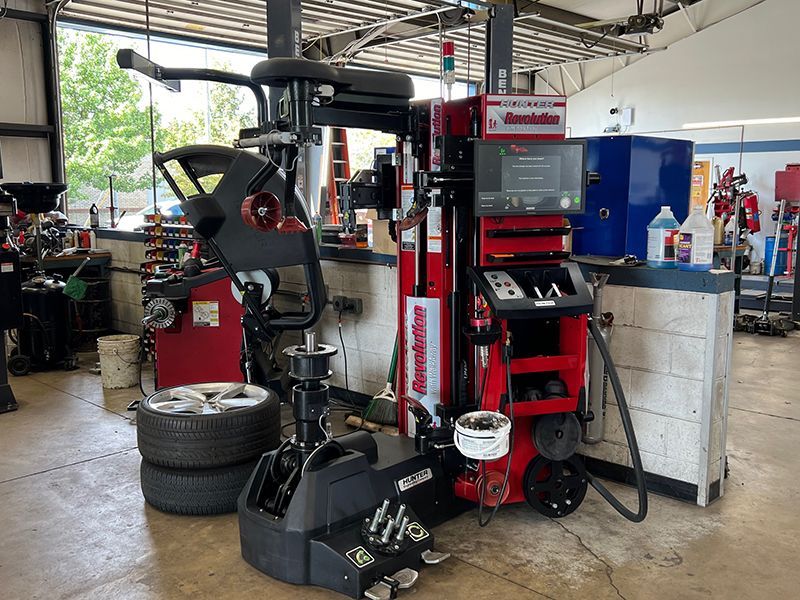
392, 568, 418, 589
420, 549, 450, 565
364, 569, 419, 600
364, 581, 393, 600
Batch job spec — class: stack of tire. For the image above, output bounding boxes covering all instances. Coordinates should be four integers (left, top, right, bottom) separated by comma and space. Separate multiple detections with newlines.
136, 383, 281, 515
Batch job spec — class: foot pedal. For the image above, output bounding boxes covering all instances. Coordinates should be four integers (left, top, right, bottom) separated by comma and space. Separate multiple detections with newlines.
420, 549, 450, 565
365, 576, 400, 600
391, 568, 418, 590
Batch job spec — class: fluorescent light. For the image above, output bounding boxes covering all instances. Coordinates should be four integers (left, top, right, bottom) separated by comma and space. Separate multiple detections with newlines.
683, 117, 800, 129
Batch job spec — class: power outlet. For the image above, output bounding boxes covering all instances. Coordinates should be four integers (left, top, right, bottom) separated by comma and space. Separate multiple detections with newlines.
332, 295, 363, 315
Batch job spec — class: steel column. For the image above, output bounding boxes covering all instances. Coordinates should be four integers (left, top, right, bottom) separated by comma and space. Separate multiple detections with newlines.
484, 3, 514, 94
266, 0, 302, 120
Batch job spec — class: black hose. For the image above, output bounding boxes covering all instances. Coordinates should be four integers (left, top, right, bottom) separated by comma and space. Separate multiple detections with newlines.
478, 346, 514, 527
587, 318, 648, 522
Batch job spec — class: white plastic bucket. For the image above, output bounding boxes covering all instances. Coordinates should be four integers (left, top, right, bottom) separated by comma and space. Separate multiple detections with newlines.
454, 410, 511, 460
97, 334, 141, 389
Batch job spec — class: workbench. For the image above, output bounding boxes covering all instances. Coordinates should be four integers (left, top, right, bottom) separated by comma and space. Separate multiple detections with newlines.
20, 251, 113, 349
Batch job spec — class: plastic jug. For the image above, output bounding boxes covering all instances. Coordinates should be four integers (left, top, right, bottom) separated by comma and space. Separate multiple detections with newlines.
677, 206, 714, 272
646, 206, 681, 268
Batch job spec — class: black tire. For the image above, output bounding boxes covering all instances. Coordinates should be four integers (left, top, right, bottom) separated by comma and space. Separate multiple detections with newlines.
140, 459, 257, 515
136, 384, 280, 469
8, 354, 31, 377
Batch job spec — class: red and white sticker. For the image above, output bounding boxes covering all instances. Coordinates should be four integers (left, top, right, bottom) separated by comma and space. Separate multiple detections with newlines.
485, 95, 567, 137
1, 262, 14, 273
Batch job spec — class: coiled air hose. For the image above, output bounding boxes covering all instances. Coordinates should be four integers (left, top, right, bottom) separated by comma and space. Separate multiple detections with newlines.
587, 318, 648, 522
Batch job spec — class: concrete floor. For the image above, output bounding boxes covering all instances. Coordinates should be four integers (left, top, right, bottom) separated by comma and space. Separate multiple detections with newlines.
1, 332, 798, 600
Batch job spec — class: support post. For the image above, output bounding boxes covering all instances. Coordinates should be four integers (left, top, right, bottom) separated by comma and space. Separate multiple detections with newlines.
266, 0, 303, 120
484, 3, 514, 94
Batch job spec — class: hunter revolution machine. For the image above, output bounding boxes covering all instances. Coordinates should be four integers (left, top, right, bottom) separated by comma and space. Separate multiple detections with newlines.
118, 11, 648, 599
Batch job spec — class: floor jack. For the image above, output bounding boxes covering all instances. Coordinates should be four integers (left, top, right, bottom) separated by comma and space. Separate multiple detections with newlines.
736, 199, 798, 336
124, 53, 649, 599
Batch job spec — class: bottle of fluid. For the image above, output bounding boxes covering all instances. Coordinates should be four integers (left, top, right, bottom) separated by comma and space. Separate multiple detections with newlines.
646, 206, 680, 268
89, 203, 100, 228
677, 206, 714, 272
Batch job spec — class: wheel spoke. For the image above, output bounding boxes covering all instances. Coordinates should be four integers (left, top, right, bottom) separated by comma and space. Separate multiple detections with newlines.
147, 383, 269, 415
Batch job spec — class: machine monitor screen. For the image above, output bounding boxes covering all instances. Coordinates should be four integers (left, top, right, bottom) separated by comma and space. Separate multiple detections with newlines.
474, 140, 587, 216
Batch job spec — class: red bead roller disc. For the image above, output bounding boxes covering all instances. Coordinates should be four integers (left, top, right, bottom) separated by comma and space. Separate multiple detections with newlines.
241, 191, 282, 232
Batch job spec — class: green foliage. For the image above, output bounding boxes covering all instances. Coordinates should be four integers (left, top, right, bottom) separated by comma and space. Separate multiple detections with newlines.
157, 73, 256, 151
59, 31, 156, 201
347, 128, 397, 172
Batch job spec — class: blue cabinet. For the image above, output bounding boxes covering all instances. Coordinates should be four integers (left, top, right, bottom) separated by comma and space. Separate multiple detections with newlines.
570, 135, 694, 259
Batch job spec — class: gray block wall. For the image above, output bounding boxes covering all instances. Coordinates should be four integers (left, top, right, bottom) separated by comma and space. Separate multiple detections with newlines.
279, 261, 397, 398
94, 238, 145, 335
580, 284, 734, 506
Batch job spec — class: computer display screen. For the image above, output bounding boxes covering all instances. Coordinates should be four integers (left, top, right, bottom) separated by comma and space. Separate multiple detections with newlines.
474, 140, 586, 216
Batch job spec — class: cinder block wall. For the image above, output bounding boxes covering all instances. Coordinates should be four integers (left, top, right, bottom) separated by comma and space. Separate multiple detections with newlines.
97, 237, 398, 394
580, 284, 734, 506
95, 237, 145, 335
279, 261, 398, 398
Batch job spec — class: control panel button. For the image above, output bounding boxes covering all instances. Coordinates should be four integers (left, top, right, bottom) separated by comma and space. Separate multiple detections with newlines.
483, 271, 525, 301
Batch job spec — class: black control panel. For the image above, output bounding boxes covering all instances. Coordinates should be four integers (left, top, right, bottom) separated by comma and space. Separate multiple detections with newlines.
474, 140, 587, 217
468, 262, 593, 319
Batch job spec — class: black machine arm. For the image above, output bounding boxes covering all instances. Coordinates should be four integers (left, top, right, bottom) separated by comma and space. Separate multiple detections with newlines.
154, 146, 325, 335
117, 49, 268, 125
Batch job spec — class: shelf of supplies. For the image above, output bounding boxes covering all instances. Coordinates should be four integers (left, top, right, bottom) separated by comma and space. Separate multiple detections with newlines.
510, 355, 579, 375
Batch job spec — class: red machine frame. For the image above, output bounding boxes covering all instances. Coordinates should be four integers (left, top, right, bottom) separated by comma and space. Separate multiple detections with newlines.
397, 93, 586, 506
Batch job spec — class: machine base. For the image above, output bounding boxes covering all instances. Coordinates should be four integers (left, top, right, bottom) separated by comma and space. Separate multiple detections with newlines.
238, 432, 458, 599
0, 384, 18, 413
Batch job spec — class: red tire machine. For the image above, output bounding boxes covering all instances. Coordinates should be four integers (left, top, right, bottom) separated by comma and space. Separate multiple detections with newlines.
121, 44, 647, 598
397, 94, 622, 517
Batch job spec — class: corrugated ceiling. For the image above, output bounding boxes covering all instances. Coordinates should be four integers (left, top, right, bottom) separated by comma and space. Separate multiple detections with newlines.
58, 0, 650, 82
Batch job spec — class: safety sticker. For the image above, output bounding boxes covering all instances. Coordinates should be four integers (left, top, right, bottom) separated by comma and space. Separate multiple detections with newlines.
397, 468, 432, 492
405, 522, 429, 543
1, 262, 14, 273
427, 207, 442, 253
400, 185, 415, 251
345, 546, 375, 569
192, 301, 220, 327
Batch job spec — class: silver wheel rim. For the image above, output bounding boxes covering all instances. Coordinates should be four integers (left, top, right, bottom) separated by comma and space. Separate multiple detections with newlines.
147, 382, 270, 415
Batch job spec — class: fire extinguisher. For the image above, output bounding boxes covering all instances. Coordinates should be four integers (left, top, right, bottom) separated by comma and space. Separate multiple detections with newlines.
742, 193, 761, 233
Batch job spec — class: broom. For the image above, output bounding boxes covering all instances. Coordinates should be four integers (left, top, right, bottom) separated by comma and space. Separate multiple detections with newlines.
63, 257, 92, 301
363, 334, 399, 426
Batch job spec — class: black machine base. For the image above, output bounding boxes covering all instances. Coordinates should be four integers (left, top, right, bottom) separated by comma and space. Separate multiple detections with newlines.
238, 431, 456, 599
0, 384, 18, 414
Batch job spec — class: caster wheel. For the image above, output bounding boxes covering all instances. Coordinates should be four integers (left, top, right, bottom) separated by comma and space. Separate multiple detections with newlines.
8, 354, 32, 377
523, 454, 587, 518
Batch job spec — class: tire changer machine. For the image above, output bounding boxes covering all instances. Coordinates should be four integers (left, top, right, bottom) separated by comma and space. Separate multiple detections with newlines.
131, 55, 648, 599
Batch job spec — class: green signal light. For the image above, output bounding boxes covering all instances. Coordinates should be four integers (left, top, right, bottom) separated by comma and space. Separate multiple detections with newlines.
574, 197, 581, 204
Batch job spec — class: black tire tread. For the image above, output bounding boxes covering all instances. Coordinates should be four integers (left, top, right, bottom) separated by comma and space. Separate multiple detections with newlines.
136, 388, 280, 469
140, 459, 256, 515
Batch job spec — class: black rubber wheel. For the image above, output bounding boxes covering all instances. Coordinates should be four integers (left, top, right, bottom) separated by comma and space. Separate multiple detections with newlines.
136, 383, 280, 469
523, 454, 588, 518
8, 354, 31, 377
140, 459, 257, 515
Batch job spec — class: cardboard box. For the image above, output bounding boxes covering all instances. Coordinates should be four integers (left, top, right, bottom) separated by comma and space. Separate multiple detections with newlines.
370, 219, 397, 256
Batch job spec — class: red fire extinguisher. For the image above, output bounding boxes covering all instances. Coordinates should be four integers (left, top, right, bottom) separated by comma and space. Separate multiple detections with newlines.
742, 193, 761, 233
